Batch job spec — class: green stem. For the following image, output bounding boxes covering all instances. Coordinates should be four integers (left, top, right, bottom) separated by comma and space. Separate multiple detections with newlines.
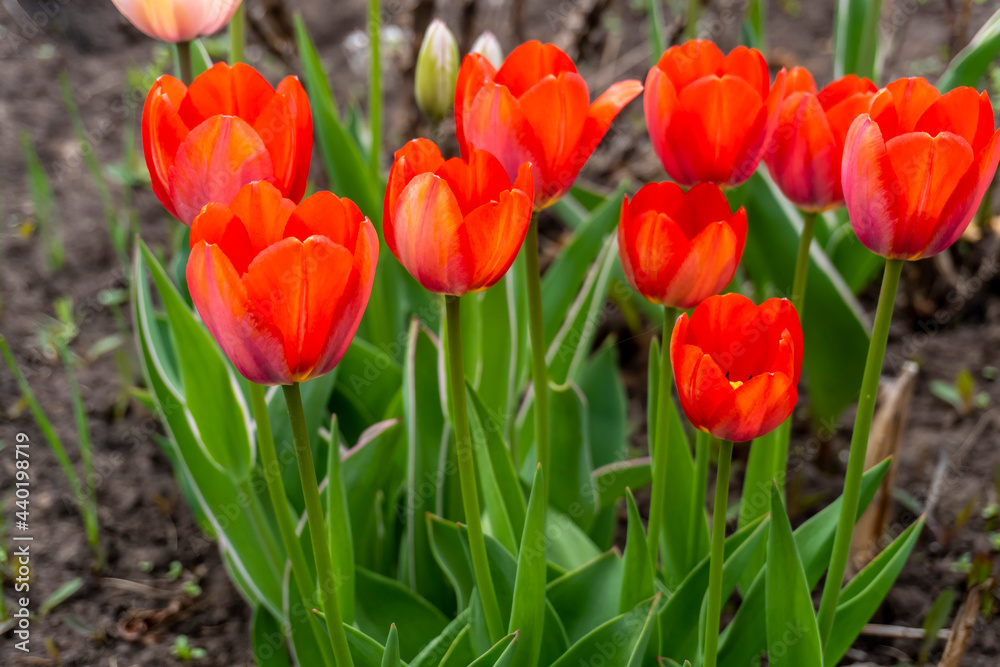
791, 211, 817, 316
368, 0, 382, 181
703, 439, 734, 667
445, 296, 505, 642
283, 383, 355, 667
685, 0, 700, 39
816, 258, 903, 644
176, 41, 193, 85
647, 306, 676, 573
249, 383, 335, 667
229, 5, 246, 64
687, 430, 712, 568
523, 215, 550, 498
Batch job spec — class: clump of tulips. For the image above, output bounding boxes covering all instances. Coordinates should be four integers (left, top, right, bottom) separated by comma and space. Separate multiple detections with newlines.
118, 1, 1000, 665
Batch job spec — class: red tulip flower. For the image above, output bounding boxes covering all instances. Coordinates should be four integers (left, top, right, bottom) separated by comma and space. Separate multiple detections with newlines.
644, 39, 785, 188
187, 181, 377, 386
670, 294, 803, 442
455, 41, 642, 209
384, 139, 534, 295
766, 67, 877, 212
843, 77, 1000, 260
618, 182, 747, 309
143, 62, 312, 225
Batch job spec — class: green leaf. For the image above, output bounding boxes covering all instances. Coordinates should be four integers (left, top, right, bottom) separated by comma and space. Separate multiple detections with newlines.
546, 552, 623, 644
544, 507, 604, 574
401, 320, 450, 609
507, 466, 547, 667
467, 282, 518, 424
381, 624, 401, 667
39, 578, 83, 616
326, 417, 355, 625
142, 243, 253, 483
717, 458, 891, 666
833, 0, 883, 80
427, 514, 475, 613
766, 484, 823, 667
468, 632, 518, 667
251, 606, 292, 667
355, 567, 450, 662
330, 338, 403, 445
408, 610, 471, 667
345, 624, 403, 667
541, 185, 627, 344
823, 516, 926, 666
736, 428, 780, 592
190, 39, 212, 76
438, 627, 476, 667
620, 489, 653, 614
740, 173, 870, 423
549, 596, 662, 667
938, 8, 1000, 91
592, 458, 652, 511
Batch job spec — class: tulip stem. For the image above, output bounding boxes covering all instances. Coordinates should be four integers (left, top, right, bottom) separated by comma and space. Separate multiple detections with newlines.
647, 306, 676, 574
816, 258, 903, 645
283, 383, 355, 667
249, 383, 336, 667
524, 215, 550, 498
229, 5, 246, 64
685, 0, 701, 39
444, 296, 505, 643
176, 41, 193, 86
688, 430, 713, 569
368, 0, 382, 181
704, 438, 733, 667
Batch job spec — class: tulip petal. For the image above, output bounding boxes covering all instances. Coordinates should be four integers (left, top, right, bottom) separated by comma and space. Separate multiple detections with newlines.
707, 372, 796, 442
179, 63, 276, 128
666, 217, 742, 309
655, 40, 725, 91
167, 115, 277, 225
435, 148, 513, 216
455, 53, 497, 154
225, 181, 296, 255
757, 298, 803, 385
842, 116, 898, 257
783, 67, 818, 97
720, 46, 770, 100
767, 92, 839, 210
518, 72, 590, 186
463, 186, 533, 291
914, 86, 983, 146
189, 202, 255, 275
494, 41, 577, 98
384, 138, 446, 229
286, 191, 366, 253
619, 209, 691, 305
644, 66, 686, 184
143, 79, 190, 219
462, 81, 545, 190
253, 77, 312, 204
187, 242, 290, 385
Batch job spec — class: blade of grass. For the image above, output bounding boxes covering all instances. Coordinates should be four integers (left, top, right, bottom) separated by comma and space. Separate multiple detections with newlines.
19, 131, 61, 270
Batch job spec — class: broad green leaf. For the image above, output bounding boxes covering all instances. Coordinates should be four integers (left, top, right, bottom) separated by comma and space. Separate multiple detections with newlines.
468, 633, 518, 667
508, 466, 547, 667
345, 624, 402, 667
382, 624, 401, 667
354, 567, 449, 661
824, 517, 925, 665
330, 338, 403, 445
468, 282, 518, 423
938, 8, 1000, 91
401, 320, 450, 609
833, 0, 883, 80
468, 384, 525, 554
133, 247, 281, 617
549, 596, 661, 667
427, 514, 475, 613
740, 172, 870, 423
541, 184, 627, 344
142, 243, 253, 482
620, 490, 654, 614
544, 507, 604, 575
547, 552, 623, 644
717, 459, 891, 667
408, 610, 471, 667
593, 458, 652, 511
251, 606, 292, 667
658, 515, 769, 663
627, 594, 664, 667
283, 566, 329, 667
765, 484, 823, 667
826, 210, 884, 295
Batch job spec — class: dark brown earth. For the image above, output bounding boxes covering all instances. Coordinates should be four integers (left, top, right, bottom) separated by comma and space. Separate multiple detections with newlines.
0, 0, 998, 665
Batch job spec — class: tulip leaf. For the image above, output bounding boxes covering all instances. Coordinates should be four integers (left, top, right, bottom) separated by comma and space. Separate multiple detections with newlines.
468, 632, 518, 667
330, 337, 403, 445
825, 209, 885, 295
592, 458, 652, 511
133, 246, 282, 617
438, 627, 476, 666
381, 624, 401, 667
545, 507, 604, 573
716, 458, 891, 667
541, 183, 627, 345
282, 566, 329, 667
739, 172, 870, 424
833, 0, 883, 80
408, 609, 472, 667
250, 606, 292, 667
736, 427, 781, 592
401, 320, 451, 609
824, 516, 925, 666
354, 566, 450, 662
546, 551, 624, 644
620, 489, 654, 614
469, 280, 519, 425
507, 466, 548, 667
938, 8, 1000, 91
324, 417, 355, 624
765, 484, 824, 667
549, 595, 662, 667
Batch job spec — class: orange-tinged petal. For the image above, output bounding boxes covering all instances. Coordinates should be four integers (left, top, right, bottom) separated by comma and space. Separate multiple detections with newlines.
435, 148, 512, 216
758, 298, 803, 385
187, 242, 290, 385
816, 74, 876, 111
494, 41, 577, 98
619, 209, 691, 304
644, 66, 685, 184
881, 77, 940, 135
252, 77, 311, 203
914, 86, 983, 145
706, 371, 796, 442
884, 130, 974, 259
519, 72, 591, 183
767, 92, 839, 210
463, 186, 533, 290
655, 40, 725, 91
972, 91, 997, 154
225, 181, 295, 254
179, 62, 276, 127
384, 138, 446, 227
462, 81, 544, 190
783, 67, 817, 97
720, 45, 769, 100
455, 53, 497, 153
285, 191, 362, 252
189, 202, 255, 275
167, 116, 277, 225
842, 115, 898, 257
666, 217, 742, 309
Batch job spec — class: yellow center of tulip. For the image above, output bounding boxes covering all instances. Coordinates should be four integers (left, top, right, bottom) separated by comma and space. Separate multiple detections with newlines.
729, 380, 744, 390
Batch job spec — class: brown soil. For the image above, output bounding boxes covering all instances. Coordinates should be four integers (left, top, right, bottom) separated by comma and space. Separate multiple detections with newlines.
0, 0, 998, 665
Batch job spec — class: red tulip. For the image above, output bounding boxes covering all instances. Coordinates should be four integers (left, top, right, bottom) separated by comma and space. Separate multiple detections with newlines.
670, 294, 803, 442
143, 62, 312, 225
383, 138, 533, 295
842, 77, 1000, 260
455, 41, 642, 209
618, 182, 747, 309
187, 181, 377, 385
644, 39, 785, 187
766, 67, 877, 212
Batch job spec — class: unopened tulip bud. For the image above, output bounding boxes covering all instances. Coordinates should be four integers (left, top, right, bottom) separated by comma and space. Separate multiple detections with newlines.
469, 31, 503, 68
415, 19, 459, 123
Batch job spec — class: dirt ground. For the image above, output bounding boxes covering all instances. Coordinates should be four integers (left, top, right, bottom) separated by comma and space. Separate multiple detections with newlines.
0, 0, 998, 665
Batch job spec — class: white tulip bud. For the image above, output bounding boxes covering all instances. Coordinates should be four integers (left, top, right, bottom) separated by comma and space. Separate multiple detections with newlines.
415, 19, 459, 123
469, 31, 503, 68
